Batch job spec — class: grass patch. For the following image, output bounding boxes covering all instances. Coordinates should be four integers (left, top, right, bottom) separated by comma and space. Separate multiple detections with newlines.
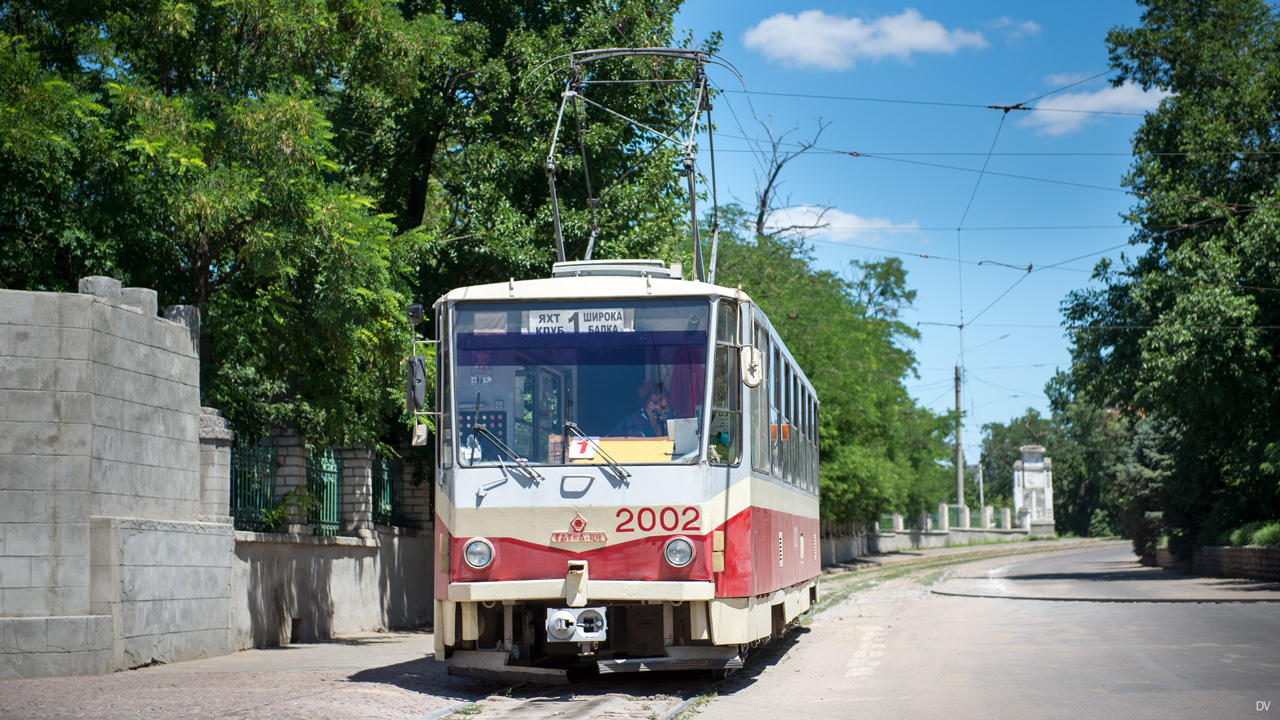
672, 693, 717, 720
914, 570, 946, 586
451, 704, 484, 717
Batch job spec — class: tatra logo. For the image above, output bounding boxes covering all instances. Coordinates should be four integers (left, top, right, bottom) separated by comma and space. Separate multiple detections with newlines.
552, 513, 605, 543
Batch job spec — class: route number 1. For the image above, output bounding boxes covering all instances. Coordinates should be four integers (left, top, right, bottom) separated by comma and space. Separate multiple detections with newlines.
568, 437, 599, 460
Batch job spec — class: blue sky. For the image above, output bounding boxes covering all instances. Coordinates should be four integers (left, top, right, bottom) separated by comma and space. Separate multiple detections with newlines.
668, 1, 1160, 483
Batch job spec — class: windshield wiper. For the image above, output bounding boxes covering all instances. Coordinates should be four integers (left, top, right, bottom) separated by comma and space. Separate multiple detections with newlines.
563, 422, 632, 481
471, 422, 544, 483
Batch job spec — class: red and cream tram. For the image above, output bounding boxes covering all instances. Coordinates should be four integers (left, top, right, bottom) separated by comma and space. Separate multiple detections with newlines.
429, 258, 819, 681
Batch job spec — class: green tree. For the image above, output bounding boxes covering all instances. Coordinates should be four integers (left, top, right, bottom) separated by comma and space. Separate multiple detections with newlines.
1, 0, 703, 446
1063, 0, 1280, 553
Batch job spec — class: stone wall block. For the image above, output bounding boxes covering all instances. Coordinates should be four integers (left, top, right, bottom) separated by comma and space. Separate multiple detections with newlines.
78, 277, 121, 306
0, 290, 39, 327
120, 288, 158, 317
161, 305, 200, 358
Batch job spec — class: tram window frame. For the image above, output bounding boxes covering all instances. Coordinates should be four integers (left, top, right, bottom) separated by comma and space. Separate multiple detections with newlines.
751, 323, 770, 473
710, 299, 742, 466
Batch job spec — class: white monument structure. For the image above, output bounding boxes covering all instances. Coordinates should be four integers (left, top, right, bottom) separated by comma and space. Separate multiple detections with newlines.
1012, 445, 1056, 536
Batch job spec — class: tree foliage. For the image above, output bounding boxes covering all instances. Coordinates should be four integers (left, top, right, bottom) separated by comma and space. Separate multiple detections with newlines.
712, 204, 953, 524
1062, 0, 1280, 553
0, 0, 702, 445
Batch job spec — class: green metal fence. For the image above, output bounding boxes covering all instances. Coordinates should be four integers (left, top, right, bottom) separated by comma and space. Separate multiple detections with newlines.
230, 444, 277, 532
878, 513, 896, 532
970, 509, 983, 528
372, 454, 405, 527
948, 506, 962, 528
307, 447, 343, 536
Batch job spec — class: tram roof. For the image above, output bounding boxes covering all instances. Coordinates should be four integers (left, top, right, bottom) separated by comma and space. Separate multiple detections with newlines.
435, 273, 750, 306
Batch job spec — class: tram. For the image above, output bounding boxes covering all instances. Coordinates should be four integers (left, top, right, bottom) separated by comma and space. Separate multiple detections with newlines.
425, 258, 820, 682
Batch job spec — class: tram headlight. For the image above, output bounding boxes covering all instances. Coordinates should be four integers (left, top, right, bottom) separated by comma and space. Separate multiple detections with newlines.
663, 536, 695, 568
463, 538, 494, 569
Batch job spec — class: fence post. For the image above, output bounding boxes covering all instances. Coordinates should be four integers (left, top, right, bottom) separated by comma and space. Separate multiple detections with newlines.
982, 505, 993, 529
199, 407, 235, 522
938, 503, 949, 532
268, 428, 312, 536
893, 513, 904, 532
342, 446, 375, 539
1001, 507, 1012, 530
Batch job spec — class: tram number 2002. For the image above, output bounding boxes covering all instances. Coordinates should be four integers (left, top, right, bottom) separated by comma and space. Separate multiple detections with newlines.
615, 506, 701, 533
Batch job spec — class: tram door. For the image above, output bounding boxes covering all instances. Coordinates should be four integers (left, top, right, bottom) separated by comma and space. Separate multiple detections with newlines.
514, 366, 566, 463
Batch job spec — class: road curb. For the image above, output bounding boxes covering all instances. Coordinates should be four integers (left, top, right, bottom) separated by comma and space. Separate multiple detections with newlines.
929, 588, 1280, 603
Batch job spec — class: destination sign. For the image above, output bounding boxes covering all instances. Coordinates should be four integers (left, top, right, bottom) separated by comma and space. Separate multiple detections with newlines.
523, 308, 634, 334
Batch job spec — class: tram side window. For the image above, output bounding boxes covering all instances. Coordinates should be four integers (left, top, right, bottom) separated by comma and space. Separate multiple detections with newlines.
805, 392, 814, 492
751, 324, 770, 473
812, 395, 820, 492
813, 396, 821, 492
771, 345, 782, 479
798, 385, 807, 491
778, 363, 788, 481
807, 394, 816, 492
710, 300, 741, 465
439, 307, 453, 469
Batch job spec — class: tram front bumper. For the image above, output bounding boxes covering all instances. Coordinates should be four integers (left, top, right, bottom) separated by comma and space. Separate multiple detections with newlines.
446, 579, 715, 602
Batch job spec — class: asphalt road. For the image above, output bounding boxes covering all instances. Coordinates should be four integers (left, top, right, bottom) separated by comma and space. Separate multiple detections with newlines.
695, 543, 1280, 720
4, 542, 1276, 720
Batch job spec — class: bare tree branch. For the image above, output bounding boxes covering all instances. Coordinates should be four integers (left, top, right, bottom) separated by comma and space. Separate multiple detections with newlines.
750, 115, 832, 240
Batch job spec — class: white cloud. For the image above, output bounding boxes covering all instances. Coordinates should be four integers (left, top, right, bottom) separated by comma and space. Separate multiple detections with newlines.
1044, 71, 1099, 87
766, 205, 919, 243
743, 9, 987, 71
990, 16, 1041, 40
1019, 83, 1171, 136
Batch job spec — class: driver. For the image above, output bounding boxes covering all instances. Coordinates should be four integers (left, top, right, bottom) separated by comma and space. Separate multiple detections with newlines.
609, 381, 669, 437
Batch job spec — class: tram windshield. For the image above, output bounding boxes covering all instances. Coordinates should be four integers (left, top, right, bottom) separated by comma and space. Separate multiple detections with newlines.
452, 298, 710, 466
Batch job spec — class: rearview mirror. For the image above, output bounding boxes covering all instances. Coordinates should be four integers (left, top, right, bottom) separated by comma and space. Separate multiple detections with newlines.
740, 346, 763, 388
406, 355, 427, 413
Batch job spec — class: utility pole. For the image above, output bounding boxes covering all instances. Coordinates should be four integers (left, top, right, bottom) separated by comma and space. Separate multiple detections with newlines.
955, 364, 963, 506
978, 464, 984, 508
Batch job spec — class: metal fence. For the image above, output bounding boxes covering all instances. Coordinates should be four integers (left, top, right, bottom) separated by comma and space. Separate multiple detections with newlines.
970, 509, 983, 528
307, 447, 343, 536
372, 454, 405, 527
230, 443, 277, 532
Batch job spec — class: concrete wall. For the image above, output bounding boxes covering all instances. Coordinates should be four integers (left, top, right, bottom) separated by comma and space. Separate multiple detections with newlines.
2, 280, 433, 679
90, 517, 236, 670
230, 529, 432, 649
1, 279, 208, 679
820, 512, 1032, 566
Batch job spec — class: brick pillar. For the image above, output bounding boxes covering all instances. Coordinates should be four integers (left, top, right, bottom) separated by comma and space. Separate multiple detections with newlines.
399, 447, 433, 530
198, 407, 235, 523
342, 446, 374, 539
267, 427, 311, 535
